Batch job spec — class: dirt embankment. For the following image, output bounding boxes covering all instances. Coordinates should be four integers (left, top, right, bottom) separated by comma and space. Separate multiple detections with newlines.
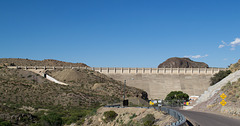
84, 107, 176, 126
46, 69, 148, 102
0, 58, 88, 67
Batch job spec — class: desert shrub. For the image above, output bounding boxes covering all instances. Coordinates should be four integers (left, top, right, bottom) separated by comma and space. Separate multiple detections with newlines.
9, 63, 15, 66
129, 113, 137, 119
40, 112, 63, 126
103, 111, 118, 123
210, 70, 231, 86
141, 114, 155, 126
62, 111, 88, 125
0, 119, 12, 126
27, 75, 32, 78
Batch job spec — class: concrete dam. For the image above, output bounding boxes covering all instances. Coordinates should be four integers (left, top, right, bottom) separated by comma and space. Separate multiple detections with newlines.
8, 66, 225, 99
94, 67, 225, 99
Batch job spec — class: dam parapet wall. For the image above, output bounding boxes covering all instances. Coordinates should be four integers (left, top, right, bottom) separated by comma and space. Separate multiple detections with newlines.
8, 66, 225, 75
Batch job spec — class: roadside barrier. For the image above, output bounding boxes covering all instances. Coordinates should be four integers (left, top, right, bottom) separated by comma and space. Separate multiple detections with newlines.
161, 107, 186, 126
104, 105, 186, 126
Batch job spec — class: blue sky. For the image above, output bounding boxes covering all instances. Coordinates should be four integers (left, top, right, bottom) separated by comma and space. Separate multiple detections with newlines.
1, 0, 240, 68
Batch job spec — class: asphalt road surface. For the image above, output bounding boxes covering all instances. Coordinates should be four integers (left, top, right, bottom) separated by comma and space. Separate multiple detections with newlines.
176, 109, 240, 126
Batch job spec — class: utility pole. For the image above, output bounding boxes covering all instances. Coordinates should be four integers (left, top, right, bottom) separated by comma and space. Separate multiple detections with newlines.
123, 80, 126, 101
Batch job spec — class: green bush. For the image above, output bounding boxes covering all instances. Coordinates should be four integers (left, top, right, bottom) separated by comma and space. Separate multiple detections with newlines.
103, 111, 118, 123
165, 91, 189, 101
129, 113, 137, 119
62, 111, 87, 125
210, 70, 232, 86
40, 113, 63, 126
141, 114, 155, 126
0, 119, 12, 126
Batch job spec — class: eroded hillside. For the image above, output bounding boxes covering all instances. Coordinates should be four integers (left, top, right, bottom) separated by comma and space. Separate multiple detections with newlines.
0, 67, 147, 125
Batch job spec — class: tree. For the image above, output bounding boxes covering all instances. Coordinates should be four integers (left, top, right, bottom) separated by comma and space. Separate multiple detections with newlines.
165, 91, 189, 101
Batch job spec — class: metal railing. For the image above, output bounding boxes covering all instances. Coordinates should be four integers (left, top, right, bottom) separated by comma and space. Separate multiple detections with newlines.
161, 107, 186, 126
104, 105, 186, 126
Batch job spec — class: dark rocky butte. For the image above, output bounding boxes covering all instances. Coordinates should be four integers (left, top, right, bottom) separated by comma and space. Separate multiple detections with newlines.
158, 57, 209, 68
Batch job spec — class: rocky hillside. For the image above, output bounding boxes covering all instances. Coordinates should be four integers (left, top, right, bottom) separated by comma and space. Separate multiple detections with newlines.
229, 59, 240, 72
83, 107, 176, 126
0, 67, 147, 125
0, 58, 88, 67
46, 69, 147, 101
193, 78, 240, 118
158, 57, 209, 68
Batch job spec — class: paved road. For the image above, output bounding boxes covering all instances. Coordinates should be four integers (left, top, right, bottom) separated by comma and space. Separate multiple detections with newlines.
176, 109, 240, 126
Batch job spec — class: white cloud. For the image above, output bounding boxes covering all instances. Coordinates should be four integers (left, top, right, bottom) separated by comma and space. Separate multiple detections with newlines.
184, 54, 208, 59
230, 38, 240, 49
218, 45, 225, 48
219, 38, 240, 50
218, 40, 227, 48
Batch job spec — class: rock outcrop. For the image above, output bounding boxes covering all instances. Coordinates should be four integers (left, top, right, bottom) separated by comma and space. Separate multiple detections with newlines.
158, 57, 209, 68
229, 59, 240, 72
